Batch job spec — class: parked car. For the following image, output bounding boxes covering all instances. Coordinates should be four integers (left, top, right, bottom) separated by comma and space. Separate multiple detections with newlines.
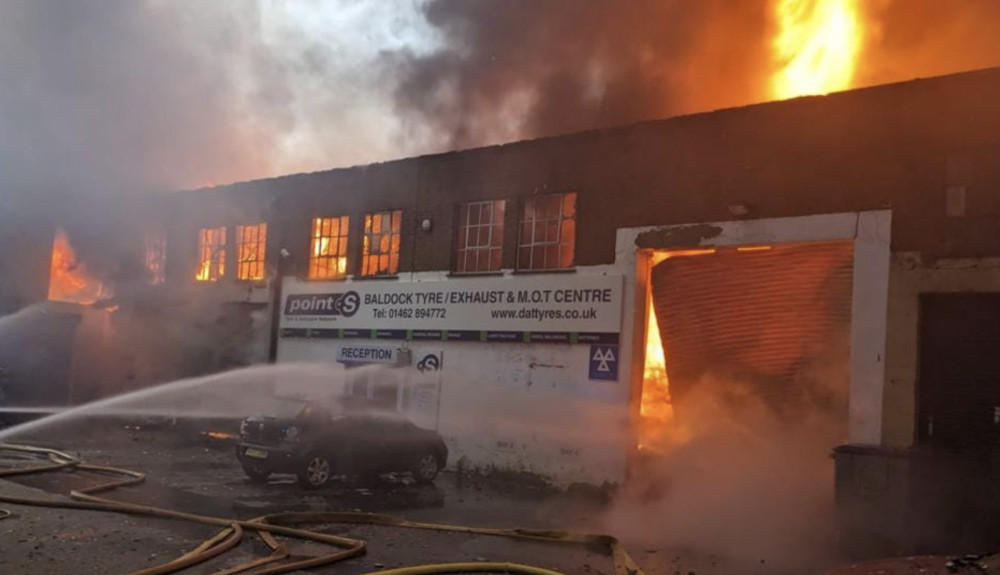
235, 397, 448, 488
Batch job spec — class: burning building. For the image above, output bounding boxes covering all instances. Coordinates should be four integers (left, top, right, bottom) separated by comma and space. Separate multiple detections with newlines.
23, 62, 942, 502
7, 56, 1000, 552
139, 64, 1000, 550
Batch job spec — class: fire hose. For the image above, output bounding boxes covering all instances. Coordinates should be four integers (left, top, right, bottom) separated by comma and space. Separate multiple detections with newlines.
0, 443, 645, 575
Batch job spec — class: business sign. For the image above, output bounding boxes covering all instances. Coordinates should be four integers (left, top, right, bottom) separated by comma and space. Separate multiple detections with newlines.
588, 345, 619, 381
280, 275, 623, 344
336, 344, 399, 364
407, 350, 443, 430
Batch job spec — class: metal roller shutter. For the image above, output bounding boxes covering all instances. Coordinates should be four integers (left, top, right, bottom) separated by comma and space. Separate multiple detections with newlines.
649, 242, 854, 419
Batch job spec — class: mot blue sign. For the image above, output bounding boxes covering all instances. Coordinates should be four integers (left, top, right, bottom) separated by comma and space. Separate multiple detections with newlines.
589, 345, 619, 381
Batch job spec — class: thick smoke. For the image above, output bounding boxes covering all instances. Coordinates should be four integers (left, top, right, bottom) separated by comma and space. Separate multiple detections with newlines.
4, 0, 1000, 265
0, 1, 437, 392
858, 0, 1000, 87
0, 1, 268, 278
602, 372, 847, 574
391, 0, 1000, 149
0, 2, 270, 198
0, 0, 429, 276
389, 0, 775, 150
4, 0, 1000, 218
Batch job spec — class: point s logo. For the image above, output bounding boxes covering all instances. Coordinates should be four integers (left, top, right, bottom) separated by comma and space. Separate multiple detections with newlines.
416, 353, 440, 373
284, 291, 360, 317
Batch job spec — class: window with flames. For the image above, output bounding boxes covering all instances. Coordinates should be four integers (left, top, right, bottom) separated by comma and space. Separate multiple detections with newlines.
309, 216, 349, 279
362, 210, 401, 277
144, 232, 166, 285
455, 200, 505, 273
196, 226, 226, 282
517, 192, 576, 271
236, 223, 267, 281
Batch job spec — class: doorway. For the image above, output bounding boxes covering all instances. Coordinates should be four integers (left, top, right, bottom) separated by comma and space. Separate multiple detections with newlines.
919, 294, 1000, 451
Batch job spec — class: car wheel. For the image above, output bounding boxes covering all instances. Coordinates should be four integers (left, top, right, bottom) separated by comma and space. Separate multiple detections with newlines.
298, 453, 332, 489
412, 452, 440, 484
242, 465, 271, 482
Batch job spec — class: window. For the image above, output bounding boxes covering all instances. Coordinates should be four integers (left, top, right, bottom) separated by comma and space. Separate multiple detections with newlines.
346, 368, 402, 410
362, 210, 401, 276
235, 223, 267, 281
196, 226, 226, 282
455, 200, 505, 273
309, 216, 349, 279
144, 231, 166, 285
518, 192, 576, 270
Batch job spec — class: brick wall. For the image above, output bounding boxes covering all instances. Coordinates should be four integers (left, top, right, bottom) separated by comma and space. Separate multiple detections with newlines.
160, 66, 1000, 282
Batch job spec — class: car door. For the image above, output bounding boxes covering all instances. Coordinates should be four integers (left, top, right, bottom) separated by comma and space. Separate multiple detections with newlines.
383, 418, 427, 472
357, 416, 406, 473
345, 414, 396, 475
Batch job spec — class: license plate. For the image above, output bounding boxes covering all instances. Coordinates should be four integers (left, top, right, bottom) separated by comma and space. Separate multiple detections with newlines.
244, 448, 268, 459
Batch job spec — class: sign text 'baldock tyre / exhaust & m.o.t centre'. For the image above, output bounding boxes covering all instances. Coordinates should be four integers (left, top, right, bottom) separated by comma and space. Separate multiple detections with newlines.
279, 275, 623, 344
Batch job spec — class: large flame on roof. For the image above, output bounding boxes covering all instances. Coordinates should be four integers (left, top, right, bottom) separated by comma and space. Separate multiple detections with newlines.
771, 0, 863, 99
48, 229, 109, 305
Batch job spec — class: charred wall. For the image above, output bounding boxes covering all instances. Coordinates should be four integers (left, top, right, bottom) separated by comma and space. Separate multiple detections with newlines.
0, 205, 54, 313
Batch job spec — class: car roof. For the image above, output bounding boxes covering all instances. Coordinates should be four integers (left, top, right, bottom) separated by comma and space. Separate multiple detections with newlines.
339, 409, 413, 424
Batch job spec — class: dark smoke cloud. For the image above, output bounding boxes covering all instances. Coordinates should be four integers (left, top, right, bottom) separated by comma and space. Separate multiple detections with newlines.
392, 0, 1000, 150
390, 0, 774, 149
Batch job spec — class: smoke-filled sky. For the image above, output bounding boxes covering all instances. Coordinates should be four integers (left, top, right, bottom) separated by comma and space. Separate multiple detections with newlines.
1, 0, 1000, 205
0, 0, 439, 203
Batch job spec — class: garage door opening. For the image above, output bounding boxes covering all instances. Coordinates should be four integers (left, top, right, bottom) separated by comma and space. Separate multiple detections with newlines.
637, 242, 855, 453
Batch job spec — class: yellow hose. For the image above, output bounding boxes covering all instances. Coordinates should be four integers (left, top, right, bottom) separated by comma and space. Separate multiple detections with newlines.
359, 562, 568, 575
128, 524, 243, 575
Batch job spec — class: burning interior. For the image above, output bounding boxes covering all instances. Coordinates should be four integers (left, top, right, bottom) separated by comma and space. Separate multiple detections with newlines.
47, 229, 111, 305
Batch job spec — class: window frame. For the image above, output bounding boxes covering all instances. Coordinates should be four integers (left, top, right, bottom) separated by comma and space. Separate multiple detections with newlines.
235, 223, 268, 282
143, 231, 167, 285
361, 210, 402, 277
453, 199, 506, 274
516, 192, 577, 271
195, 226, 227, 282
309, 215, 350, 280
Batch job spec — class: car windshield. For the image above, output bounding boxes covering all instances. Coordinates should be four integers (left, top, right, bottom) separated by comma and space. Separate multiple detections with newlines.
259, 397, 310, 419
272, 396, 355, 420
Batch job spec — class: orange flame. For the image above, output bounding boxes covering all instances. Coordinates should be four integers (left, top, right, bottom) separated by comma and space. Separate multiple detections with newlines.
641, 305, 672, 420
771, 0, 863, 99
638, 249, 715, 452
48, 229, 109, 305
195, 227, 226, 282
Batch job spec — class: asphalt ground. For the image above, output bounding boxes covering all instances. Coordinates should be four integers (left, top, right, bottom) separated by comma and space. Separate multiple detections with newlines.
0, 418, 834, 574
